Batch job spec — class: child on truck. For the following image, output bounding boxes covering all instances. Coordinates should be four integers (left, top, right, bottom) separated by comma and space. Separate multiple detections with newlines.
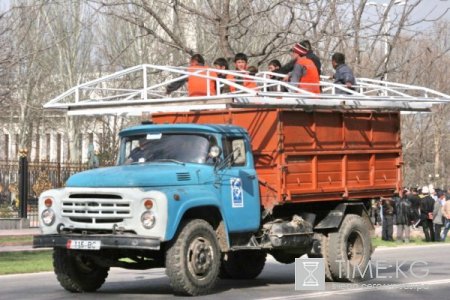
226, 53, 258, 92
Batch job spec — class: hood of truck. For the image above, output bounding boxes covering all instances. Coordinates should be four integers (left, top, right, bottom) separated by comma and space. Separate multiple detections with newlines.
65, 164, 210, 187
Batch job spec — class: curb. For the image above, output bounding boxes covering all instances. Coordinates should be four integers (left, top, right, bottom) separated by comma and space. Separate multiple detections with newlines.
0, 245, 51, 253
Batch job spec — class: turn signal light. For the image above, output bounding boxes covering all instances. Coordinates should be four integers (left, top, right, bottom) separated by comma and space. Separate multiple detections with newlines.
44, 198, 53, 207
143, 199, 154, 209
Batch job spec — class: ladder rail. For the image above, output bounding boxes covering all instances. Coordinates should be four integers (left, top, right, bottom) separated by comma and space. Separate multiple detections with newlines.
43, 64, 450, 114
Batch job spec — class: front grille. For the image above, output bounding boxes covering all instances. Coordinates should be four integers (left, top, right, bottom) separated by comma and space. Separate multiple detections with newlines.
62, 193, 132, 224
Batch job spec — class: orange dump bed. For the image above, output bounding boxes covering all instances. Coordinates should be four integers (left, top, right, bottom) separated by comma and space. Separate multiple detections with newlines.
152, 109, 402, 210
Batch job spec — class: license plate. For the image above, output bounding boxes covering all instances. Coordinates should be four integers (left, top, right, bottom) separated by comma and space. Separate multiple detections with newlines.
67, 240, 101, 250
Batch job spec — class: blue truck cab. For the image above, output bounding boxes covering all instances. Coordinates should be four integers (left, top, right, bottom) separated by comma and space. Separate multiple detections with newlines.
34, 123, 267, 295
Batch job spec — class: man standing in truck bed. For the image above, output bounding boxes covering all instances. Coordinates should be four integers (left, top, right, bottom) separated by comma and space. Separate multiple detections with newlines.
332, 52, 356, 94
290, 43, 320, 94
166, 54, 217, 96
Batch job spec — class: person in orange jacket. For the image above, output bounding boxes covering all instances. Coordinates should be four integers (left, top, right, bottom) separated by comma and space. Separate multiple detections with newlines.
290, 43, 320, 94
166, 54, 217, 97
226, 53, 258, 92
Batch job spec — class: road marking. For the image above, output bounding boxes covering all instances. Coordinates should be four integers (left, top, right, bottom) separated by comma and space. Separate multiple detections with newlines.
258, 278, 450, 300
374, 243, 450, 251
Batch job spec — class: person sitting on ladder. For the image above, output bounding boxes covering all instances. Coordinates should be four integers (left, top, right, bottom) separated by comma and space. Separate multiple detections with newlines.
166, 54, 217, 97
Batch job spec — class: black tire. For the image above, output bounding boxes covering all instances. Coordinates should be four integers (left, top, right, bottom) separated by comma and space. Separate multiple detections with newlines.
218, 254, 232, 279
221, 250, 266, 279
165, 219, 221, 296
308, 234, 333, 282
270, 250, 298, 264
53, 248, 109, 292
328, 214, 372, 282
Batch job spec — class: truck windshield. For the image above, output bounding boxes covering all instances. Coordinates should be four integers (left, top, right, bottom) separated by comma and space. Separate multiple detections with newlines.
119, 133, 214, 165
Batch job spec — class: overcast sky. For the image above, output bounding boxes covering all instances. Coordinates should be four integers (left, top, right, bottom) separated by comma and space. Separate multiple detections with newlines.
370, 0, 449, 26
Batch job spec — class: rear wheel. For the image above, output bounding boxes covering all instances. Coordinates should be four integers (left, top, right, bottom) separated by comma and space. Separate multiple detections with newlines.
221, 250, 266, 279
328, 214, 372, 282
308, 234, 333, 282
53, 248, 109, 292
165, 219, 221, 296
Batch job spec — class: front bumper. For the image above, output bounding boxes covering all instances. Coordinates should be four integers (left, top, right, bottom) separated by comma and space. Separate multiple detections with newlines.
33, 234, 161, 251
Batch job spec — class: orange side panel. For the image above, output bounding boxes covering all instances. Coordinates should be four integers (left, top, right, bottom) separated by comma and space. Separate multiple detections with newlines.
152, 108, 402, 209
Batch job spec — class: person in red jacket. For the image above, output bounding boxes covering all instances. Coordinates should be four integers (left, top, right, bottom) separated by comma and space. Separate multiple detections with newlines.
289, 43, 320, 94
166, 54, 217, 97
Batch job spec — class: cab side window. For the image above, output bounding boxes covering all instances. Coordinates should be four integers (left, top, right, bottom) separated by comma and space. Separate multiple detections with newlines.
223, 137, 246, 166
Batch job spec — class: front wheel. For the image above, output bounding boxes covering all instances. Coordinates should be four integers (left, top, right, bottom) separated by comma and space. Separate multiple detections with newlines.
165, 219, 221, 296
53, 248, 109, 292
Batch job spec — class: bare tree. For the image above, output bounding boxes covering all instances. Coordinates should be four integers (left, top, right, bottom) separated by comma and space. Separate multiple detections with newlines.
41, 0, 98, 162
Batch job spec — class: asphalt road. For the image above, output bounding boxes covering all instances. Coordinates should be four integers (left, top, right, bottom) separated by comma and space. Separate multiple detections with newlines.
1, 244, 450, 300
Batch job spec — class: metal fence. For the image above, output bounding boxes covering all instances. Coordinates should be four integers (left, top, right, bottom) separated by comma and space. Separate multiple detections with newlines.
0, 160, 90, 227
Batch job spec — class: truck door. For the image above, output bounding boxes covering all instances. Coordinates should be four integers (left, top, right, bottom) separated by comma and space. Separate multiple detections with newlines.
218, 136, 260, 232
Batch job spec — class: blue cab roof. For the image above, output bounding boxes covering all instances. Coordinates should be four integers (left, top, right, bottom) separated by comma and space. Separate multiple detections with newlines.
120, 123, 248, 137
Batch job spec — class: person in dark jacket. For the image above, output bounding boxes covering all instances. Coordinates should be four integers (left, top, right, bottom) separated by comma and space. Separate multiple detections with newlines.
407, 188, 421, 227
331, 52, 356, 94
267, 59, 287, 92
382, 197, 395, 241
420, 186, 436, 242
213, 57, 230, 93
395, 192, 411, 242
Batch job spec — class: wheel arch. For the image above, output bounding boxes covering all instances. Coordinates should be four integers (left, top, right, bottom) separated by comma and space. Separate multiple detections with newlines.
166, 205, 230, 252
314, 201, 373, 232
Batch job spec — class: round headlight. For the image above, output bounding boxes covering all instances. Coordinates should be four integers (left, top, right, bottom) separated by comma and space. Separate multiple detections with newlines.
41, 209, 55, 226
141, 211, 156, 229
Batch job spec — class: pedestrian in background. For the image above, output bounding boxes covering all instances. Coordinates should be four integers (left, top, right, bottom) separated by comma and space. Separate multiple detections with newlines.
441, 194, 450, 241
433, 190, 446, 241
381, 197, 395, 241
420, 186, 436, 242
395, 191, 411, 243
407, 188, 421, 227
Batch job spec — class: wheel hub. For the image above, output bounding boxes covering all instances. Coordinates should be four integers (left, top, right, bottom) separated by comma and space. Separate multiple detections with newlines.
347, 231, 364, 265
187, 237, 213, 277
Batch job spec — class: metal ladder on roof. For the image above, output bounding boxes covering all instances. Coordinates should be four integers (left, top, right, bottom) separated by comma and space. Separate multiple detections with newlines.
43, 64, 450, 116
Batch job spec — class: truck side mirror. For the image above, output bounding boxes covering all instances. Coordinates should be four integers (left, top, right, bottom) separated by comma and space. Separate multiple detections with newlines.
231, 140, 246, 165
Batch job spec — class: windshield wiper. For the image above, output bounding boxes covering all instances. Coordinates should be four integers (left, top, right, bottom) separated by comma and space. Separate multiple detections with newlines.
153, 158, 185, 165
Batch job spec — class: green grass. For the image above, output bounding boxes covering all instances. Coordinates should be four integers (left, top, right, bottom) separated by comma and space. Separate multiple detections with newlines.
0, 251, 53, 275
0, 235, 33, 246
372, 237, 450, 248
